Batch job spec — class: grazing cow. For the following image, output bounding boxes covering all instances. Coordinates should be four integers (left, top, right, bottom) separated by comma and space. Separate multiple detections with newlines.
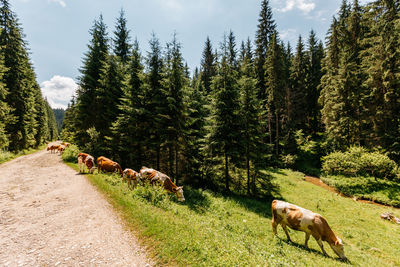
58, 145, 66, 154
78, 153, 95, 173
123, 169, 141, 188
139, 167, 185, 202
47, 144, 59, 154
272, 200, 346, 260
97, 156, 123, 177
61, 142, 70, 147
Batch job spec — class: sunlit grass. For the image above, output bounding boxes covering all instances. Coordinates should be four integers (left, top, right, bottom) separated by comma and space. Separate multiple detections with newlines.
65, 163, 400, 266
0, 144, 46, 165
322, 175, 400, 207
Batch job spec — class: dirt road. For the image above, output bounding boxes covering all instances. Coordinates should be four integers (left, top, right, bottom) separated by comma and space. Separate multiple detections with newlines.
0, 148, 152, 266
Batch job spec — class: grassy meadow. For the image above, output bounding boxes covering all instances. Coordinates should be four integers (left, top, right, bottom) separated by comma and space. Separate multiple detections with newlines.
0, 144, 47, 164
321, 175, 400, 208
65, 162, 400, 266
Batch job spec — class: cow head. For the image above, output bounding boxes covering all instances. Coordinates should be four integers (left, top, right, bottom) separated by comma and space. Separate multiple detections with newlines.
173, 186, 185, 202
330, 237, 346, 260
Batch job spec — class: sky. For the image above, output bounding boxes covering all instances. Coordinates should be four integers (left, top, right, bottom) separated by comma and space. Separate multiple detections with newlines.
9, 0, 366, 109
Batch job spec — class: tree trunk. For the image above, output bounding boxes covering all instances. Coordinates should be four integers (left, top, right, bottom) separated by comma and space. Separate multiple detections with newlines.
246, 146, 250, 196
175, 145, 179, 184
275, 112, 279, 156
225, 150, 230, 192
156, 144, 160, 170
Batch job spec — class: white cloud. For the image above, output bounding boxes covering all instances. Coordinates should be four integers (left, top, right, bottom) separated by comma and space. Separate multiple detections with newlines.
279, 28, 297, 43
49, 0, 66, 8
277, 0, 316, 14
41, 75, 77, 109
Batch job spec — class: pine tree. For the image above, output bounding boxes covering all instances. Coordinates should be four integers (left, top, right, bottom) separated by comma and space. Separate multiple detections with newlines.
183, 74, 207, 186
96, 54, 125, 149
33, 89, 49, 146
161, 34, 187, 182
362, 0, 400, 157
60, 98, 77, 142
227, 30, 238, 70
264, 32, 286, 156
255, 0, 276, 99
238, 48, 265, 195
45, 99, 58, 140
208, 34, 241, 192
111, 40, 146, 168
0, 35, 13, 149
306, 30, 324, 134
0, 0, 40, 150
75, 15, 109, 147
113, 9, 132, 64
319, 17, 342, 150
200, 36, 216, 94
289, 36, 308, 132
145, 33, 166, 170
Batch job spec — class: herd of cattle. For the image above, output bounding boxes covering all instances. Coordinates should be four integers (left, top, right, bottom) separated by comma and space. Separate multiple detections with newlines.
76, 151, 186, 202
47, 143, 351, 260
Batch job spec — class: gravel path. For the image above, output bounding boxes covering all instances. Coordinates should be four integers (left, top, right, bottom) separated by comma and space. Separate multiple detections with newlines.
0, 146, 152, 267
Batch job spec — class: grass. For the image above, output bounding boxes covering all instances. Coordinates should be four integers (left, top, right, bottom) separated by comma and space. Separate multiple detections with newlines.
0, 144, 47, 164
321, 175, 400, 207
65, 162, 400, 266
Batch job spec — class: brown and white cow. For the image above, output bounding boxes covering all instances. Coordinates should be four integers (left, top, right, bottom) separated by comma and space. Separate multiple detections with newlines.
97, 156, 123, 177
78, 153, 90, 173
123, 168, 141, 188
47, 144, 60, 154
272, 200, 346, 260
58, 145, 66, 154
139, 167, 185, 202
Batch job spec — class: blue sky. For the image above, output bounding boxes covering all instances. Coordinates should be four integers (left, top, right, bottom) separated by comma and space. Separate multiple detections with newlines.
9, 0, 363, 109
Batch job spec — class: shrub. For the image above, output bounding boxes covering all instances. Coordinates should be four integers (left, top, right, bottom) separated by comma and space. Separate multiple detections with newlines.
322, 146, 398, 179
61, 144, 80, 163
280, 154, 297, 168
131, 183, 171, 209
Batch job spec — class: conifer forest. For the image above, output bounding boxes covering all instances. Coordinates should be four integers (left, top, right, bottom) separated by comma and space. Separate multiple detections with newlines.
1, 0, 400, 198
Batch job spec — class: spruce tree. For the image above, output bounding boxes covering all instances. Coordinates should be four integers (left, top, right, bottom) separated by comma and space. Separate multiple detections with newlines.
183, 74, 207, 186
289, 36, 308, 132
255, 0, 276, 99
33, 89, 49, 146
145, 33, 165, 170
238, 48, 265, 195
0, 37, 13, 149
45, 100, 58, 140
161, 34, 187, 182
208, 35, 241, 192
264, 32, 286, 156
75, 15, 109, 147
306, 30, 324, 134
113, 9, 132, 64
96, 54, 125, 148
362, 0, 400, 157
0, 0, 39, 150
111, 40, 146, 168
319, 17, 342, 150
200, 37, 216, 94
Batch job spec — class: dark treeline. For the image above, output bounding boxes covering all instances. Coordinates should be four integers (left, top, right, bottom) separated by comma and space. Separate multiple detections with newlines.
0, 0, 58, 152
61, 0, 400, 197
53, 108, 65, 133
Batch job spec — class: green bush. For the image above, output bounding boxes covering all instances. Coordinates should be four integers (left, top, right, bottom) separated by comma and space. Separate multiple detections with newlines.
61, 144, 80, 163
322, 146, 398, 179
131, 183, 171, 209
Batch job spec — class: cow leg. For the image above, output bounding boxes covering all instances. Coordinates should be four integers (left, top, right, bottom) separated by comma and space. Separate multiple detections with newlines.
282, 224, 291, 242
316, 238, 328, 256
304, 233, 310, 249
